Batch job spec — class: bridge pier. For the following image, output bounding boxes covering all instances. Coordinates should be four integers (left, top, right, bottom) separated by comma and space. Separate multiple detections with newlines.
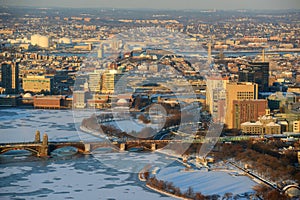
38, 133, 49, 157
151, 143, 156, 151
38, 145, 49, 157
120, 143, 126, 151
84, 144, 91, 154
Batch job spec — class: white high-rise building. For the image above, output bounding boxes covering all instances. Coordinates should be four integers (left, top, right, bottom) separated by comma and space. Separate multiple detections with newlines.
206, 76, 229, 122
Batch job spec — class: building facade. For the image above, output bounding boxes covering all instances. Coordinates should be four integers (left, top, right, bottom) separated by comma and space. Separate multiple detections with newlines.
23, 75, 53, 93
241, 114, 281, 135
232, 99, 267, 129
33, 95, 65, 109
241, 121, 263, 134
225, 82, 258, 129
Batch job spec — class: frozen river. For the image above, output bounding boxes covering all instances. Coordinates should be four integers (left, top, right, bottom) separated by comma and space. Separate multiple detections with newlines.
0, 108, 257, 199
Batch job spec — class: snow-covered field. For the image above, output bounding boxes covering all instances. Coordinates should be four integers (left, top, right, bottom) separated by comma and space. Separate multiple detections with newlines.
155, 165, 257, 196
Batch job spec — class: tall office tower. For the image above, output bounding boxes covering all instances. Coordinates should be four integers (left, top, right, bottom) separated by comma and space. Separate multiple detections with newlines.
225, 82, 258, 129
101, 70, 125, 94
238, 62, 269, 92
206, 76, 229, 122
1, 62, 19, 94
232, 99, 267, 129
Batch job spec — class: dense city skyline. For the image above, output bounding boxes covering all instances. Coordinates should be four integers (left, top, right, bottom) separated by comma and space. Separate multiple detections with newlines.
1, 0, 300, 10
1, 5, 300, 199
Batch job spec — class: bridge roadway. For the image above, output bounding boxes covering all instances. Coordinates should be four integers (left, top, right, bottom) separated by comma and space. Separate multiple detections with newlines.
0, 139, 183, 157
0, 141, 115, 157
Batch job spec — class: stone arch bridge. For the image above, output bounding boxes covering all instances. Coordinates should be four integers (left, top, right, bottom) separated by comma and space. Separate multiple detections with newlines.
0, 141, 119, 157
0, 131, 179, 157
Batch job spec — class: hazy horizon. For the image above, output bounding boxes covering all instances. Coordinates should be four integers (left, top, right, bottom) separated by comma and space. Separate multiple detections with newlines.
1, 0, 300, 10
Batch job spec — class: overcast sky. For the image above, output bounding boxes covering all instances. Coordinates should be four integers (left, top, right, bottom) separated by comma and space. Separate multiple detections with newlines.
1, 0, 299, 10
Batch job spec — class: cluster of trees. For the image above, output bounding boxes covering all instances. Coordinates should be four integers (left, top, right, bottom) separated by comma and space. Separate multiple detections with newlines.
253, 185, 288, 200
163, 142, 202, 156
82, 114, 162, 140
138, 114, 150, 124
157, 103, 181, 115
163, 113, 181, 128
81, 114, 99, 130
132, 96, 150, 110
215, 140, 300, 192
236, 148, 295, 182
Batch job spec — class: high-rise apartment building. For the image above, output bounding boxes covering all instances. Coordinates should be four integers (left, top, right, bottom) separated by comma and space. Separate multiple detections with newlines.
0, 62, 19, 94
238, 62, 269, 92
225, 82, 258, 129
